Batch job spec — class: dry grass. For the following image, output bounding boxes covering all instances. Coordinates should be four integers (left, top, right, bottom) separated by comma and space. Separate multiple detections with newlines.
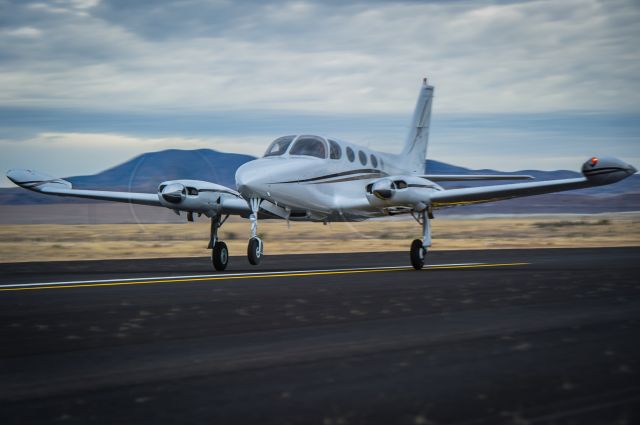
0, 214, 638, 263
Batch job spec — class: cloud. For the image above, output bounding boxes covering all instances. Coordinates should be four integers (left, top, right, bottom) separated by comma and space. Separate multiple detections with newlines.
3, 26, 42, 38
1, 0, 639, 114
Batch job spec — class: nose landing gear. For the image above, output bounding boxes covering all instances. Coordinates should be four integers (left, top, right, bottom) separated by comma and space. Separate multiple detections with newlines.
410, 208, 432, 270
247, 237, 263, 265
247, 198, 264, 265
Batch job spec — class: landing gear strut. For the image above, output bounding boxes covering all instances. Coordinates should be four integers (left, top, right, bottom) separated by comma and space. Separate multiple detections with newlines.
209, 214, 229, 271
410, 208, 432, 270
247, 198, 264, 265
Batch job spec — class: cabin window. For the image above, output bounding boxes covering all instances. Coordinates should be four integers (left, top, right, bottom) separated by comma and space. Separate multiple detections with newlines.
370, 155, 378, 168
289, 136, 327, 159
346, 147, 355, 162
329, 139, 342, 160
186, 187, 198, 196
358, 150, 367, 166
264, 135, 295, 157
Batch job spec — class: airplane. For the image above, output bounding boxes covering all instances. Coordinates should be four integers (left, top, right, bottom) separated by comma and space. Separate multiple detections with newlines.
6, 78, 637, 271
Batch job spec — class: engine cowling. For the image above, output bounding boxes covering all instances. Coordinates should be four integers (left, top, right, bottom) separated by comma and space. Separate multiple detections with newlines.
160, 182, 186, 204
157, 179, 242, 214
581, 157, 637, 185
366, 175, 441, 211
371, 178, 396, 200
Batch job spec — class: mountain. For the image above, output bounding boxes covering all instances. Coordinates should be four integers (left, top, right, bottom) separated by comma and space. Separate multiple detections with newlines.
1, 149, 638, 213
0, 149, 254, 205
69, 148, 254, 192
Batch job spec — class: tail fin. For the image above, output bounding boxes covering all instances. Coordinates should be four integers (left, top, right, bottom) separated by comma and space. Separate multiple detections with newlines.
401, 79, 434, 174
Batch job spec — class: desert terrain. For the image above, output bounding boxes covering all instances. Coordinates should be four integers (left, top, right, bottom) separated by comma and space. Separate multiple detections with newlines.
0, 210, 638, 263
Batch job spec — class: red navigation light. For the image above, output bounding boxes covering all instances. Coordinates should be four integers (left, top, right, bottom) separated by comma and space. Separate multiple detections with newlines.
590, 157, 599, 166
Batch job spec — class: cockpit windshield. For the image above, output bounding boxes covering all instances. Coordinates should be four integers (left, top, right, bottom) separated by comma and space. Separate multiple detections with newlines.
289, 136, 326, 159
264, 135, 295, 157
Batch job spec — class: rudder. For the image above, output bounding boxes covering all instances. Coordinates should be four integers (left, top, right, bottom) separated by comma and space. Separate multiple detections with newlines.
401, 79, 434, 174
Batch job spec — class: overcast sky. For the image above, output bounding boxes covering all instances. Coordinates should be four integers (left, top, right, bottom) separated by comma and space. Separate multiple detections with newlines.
1, 0, 639, 186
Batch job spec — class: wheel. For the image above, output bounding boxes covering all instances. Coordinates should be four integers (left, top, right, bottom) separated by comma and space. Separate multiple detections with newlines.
410, 239, 425, 270
211, 241, 229, 271
247, 237, 263, 265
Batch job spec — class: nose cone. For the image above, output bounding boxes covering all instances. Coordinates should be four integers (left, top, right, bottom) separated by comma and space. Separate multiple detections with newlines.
235, 160, 270, 198
236, 158, 316, 200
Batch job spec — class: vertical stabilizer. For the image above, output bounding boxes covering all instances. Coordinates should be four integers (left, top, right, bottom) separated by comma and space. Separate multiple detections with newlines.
402, 79, 434, 174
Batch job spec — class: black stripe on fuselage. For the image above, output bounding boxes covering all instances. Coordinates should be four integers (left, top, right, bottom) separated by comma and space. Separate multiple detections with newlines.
309, 173, 387, 184
272, 168, 388, 184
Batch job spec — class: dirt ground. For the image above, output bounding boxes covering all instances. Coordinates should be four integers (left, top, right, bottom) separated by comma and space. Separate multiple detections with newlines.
0, 213, 638, 263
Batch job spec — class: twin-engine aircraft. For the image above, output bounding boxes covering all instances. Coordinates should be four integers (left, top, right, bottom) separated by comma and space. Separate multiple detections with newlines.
7, 79, 637, 270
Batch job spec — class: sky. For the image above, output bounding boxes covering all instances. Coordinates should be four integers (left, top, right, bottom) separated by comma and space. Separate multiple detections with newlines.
1, 0, 639, 186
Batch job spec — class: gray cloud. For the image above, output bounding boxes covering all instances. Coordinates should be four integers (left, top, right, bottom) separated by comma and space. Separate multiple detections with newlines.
1, 0, 639, 114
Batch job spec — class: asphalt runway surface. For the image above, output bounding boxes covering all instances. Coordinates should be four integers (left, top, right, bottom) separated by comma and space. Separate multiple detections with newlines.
1, 247, 639, 424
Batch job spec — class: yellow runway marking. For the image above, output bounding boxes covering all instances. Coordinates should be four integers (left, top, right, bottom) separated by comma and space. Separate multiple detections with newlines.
0, 262, 529, 292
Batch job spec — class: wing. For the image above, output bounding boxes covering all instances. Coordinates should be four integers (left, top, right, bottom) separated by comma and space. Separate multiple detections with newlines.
6, 169, 251, 216
365, 157, 636, 214
430, 157, 636, 208
430, 177, 589, 207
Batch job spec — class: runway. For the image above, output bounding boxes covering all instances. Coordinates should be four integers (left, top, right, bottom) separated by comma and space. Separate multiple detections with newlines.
1, 247, 639, 424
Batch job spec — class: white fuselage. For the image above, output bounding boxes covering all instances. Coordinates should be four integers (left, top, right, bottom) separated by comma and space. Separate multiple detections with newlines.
235, 135, 437, 222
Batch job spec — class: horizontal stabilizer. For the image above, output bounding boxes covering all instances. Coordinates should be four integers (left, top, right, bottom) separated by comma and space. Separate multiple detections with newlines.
421, 174, 534, 182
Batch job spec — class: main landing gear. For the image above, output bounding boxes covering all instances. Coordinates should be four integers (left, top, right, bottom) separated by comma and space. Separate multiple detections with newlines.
209, 214, 230, 271
410, 207, 432, 270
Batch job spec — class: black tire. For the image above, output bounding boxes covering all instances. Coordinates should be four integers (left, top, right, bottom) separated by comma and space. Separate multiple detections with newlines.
247, 237, 262, 265
212, 241, 229, 271
410, 239, 425, 270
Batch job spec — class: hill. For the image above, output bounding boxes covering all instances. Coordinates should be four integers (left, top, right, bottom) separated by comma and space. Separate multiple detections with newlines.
0, 149, 254, 205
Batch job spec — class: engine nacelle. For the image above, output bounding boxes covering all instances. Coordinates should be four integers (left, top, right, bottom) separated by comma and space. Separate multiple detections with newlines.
370, 178, 396, 200
157, 179, 242, 214
160, 182, 187, 204
581, 157, 637, 185
365, 175, 442, 212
